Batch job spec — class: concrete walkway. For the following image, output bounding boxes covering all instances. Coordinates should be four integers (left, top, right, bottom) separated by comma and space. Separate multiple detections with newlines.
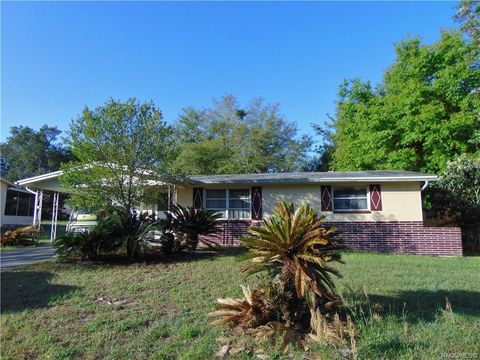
0, 245, 55, 271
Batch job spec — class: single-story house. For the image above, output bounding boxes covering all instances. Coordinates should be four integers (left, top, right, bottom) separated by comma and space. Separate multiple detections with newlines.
0, 178, 35, 227
15, 170, 463, 256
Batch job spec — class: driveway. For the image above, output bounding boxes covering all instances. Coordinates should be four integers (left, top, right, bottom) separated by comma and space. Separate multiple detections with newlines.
0, 245, 55, 271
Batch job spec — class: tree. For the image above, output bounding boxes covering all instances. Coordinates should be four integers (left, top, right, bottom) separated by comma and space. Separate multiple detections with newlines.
303, 123, 335, 172
455, 0, 480, 47
327, 30, 479, 174
426, 155, 480, 251
173, 95, 312, 175
0, 125, 73, 181
61, 98, 177, 215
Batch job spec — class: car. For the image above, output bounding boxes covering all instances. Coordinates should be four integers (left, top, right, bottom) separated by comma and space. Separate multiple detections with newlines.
66, 210, 98, 234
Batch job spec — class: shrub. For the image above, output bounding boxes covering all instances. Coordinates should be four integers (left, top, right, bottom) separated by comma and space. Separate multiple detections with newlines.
211, 202, 348, 349
0, 226, 39, 247
242, 202, 344, 308
108, 211, 161, 259
165, 205, 222, 251
55, 219, 122, 260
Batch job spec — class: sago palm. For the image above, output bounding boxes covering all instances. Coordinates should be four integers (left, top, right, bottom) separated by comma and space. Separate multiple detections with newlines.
165, 204, 222, 251
241, 201, 344, 305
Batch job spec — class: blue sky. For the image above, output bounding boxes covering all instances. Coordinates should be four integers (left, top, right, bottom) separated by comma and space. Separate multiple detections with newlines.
1, 1, 458, 142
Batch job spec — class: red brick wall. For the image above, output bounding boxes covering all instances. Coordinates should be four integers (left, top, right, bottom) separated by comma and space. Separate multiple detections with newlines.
327, 221, 463, 256
200, 220, 261, 246
201, 220, 463, 256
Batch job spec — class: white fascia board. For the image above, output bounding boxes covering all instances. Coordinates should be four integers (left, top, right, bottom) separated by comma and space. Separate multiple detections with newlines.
189, 175, 438, 185
15, 170, 64, 186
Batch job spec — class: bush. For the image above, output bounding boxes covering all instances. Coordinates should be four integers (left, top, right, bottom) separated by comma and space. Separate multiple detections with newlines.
165, 205, 222, 251
108, 211, 161, 259
426, 155, 480, 252
1, 226, 39, 247
210, 202, 348, 349
55, 219, 122, 260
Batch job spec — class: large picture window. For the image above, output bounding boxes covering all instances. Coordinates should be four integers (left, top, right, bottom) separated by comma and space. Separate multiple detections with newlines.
333, 186, 368, 211
204, 189, 250, 219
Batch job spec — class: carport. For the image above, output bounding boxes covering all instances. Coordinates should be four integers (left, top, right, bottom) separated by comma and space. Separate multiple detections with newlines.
15, 170, 176, 242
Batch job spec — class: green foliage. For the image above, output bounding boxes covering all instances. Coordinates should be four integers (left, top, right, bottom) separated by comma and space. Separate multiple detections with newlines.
61, 98, 177, 214
165, 204, 222, 251
211, 202, 346, 348
427, 155, 480, 251
55, 212, 161, 260
0, 125, 73, 181
55, 219, 123, 260
241, 202, 344, 305
327, 30, 479, 174
109, 211, 160, 259
173, 95, 312, 175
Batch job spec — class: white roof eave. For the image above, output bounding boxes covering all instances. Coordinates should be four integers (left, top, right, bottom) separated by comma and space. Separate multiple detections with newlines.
15, 170, 64, 187
189, 175, 438, 185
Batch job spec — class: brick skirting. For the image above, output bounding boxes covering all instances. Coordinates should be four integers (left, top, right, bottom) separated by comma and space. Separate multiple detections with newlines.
200, 220, 260, 246
200, 220, 463, 256
327, 221, 462, 256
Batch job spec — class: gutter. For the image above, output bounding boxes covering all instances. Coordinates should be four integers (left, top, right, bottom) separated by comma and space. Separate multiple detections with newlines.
421, 180, 430, 191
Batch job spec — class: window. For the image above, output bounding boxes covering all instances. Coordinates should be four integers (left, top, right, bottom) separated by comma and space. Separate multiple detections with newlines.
205, 189, 227, 218
4, 190, 19, 216
333, 186, 368, 211
4, 190, 34, 216
229, 189, 250, 219
204, 189, 251, 219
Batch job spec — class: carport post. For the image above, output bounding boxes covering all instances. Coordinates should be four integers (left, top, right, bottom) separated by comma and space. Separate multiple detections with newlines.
50, 192, 59, 242
33, 189, 43, 229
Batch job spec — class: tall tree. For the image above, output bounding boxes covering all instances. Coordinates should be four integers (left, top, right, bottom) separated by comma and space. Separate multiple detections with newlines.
0, 125, 73, 181
62, 98, 177, 214
327, 30, 479, 174
426, 155, 480, 251
455, 0, 480, 47
173, 95, 312, 175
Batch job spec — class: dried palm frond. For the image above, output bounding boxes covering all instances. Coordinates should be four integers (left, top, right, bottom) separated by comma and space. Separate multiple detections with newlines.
209, 285, 275, 329
250, 321, 302, 350
0, 226, 39, 247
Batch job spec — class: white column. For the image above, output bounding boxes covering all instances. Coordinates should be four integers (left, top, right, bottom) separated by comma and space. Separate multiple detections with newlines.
50, 192, 59, 242
33, 189, 43, 229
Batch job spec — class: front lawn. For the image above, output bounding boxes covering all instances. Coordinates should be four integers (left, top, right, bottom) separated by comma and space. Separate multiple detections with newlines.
1, 251, 479, 359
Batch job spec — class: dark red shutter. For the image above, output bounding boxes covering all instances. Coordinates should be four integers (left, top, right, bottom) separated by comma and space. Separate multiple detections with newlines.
193, 188, 203, 209
369, 184, 382, 211
251, 186, 262, 220
320, 185, 332, 211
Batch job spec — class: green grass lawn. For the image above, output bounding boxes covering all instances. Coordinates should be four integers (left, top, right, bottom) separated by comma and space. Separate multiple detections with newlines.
1, 251, 479, 359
